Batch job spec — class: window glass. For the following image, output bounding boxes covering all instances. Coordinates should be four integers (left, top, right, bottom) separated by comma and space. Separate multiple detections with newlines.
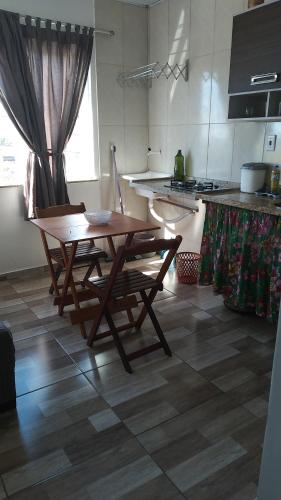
0, 78, 96, 186
0, 104, 28, 186
65, 78, 96, 182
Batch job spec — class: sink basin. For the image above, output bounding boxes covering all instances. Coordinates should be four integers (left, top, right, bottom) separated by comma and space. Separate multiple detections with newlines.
122, 170, 172, 182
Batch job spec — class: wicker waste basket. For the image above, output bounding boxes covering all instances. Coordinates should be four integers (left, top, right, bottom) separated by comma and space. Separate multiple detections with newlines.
176, 252, 201, 284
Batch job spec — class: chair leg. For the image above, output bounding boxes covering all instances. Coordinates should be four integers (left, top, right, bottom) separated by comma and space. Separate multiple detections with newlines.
82, 262, 97, 286
140, 290, 172, 357
82, 260, 103, 288
104, 308, 133, 374
96, 261, 103, 278
49, 265, 63, 295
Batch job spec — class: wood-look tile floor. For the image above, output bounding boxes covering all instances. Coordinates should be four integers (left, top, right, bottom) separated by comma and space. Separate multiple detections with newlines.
0, 257, 275, 499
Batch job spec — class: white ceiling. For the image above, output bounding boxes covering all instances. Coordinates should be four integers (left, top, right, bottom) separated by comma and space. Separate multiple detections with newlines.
117, 0, 160, 6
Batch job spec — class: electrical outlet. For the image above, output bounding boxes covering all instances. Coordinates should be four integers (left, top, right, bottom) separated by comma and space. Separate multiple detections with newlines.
266, 135, 277, 152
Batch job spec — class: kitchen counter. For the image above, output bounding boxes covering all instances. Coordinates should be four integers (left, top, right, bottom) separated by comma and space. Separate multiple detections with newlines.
130, 180, 196, 199
130, 179, 281, 216
130, 179, 240, 201
198, 191, 281, 217
200, 197, 281, 322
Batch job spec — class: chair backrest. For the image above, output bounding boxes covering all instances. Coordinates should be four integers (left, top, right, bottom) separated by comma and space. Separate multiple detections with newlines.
104, 235, 182, 301
35, 202, 86, 219
123, 236, 182, 262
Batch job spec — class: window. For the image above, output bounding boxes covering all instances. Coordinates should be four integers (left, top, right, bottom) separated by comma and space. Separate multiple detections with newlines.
0, 78, 96, 186
0, 104, 28, 186
65, 77, 96, 182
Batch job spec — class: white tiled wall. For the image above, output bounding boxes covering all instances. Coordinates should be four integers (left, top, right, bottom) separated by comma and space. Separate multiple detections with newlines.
95, 0, 281, 198
95, 0, 148, 219
148, 0, 279, 182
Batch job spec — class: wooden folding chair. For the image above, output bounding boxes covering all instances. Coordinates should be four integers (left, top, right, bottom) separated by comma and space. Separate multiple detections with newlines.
35, 203, 106, 296
71, 235, 182, 373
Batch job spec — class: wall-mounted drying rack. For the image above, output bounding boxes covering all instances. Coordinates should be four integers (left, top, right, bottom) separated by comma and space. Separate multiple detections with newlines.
118, 60, 189, 88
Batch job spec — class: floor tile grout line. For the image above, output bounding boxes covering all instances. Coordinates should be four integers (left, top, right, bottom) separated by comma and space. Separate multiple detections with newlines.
3, 392, 257, 498
80, 349, 182, 379
12, 314, 267, 402
82, 350, 229, 430
51, 329, 86, 373
132, 388, 223, 442
83, 369, 107, 400
14, 371, 85, 401
14, 325, 87, 400
80, 361, 194, 433
133, 421, 186, 499
2, 462, 74, 499
68, 351, 121, 373
3, 435, 183, 499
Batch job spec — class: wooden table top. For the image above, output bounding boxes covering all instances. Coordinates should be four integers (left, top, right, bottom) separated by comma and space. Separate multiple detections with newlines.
31, 211, 160, 243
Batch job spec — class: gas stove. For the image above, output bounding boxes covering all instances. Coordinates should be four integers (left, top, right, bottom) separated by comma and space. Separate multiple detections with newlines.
164, 178, 239, 194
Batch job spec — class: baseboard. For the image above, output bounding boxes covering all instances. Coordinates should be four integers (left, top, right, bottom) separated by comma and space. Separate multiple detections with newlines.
0, 254, 110, 281
0, 265, 49, 281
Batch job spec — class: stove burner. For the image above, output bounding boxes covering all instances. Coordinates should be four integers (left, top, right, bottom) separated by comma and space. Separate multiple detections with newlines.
167, 179, 220, 192
195, 182, 214, 191
170, 179, 196, 190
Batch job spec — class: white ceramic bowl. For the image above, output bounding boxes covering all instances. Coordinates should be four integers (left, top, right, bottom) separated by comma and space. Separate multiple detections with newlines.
84, 210, 112, 226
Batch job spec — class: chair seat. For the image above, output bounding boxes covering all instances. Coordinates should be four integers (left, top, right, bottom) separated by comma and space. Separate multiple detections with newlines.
50, 242, 106, 265
88, 269, 163, 298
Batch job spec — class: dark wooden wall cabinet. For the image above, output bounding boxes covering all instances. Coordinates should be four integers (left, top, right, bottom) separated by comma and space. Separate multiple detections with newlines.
228, 0, 281, 120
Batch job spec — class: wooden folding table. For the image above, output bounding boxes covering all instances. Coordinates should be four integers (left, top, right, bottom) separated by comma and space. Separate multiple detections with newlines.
31, 211, 160, 338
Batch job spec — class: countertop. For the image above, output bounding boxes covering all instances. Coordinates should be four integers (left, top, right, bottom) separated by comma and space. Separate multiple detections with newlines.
130, 179, 240, 200
198, 191, 281, 217
129, 179, 281, 216
130, 180, 196, 199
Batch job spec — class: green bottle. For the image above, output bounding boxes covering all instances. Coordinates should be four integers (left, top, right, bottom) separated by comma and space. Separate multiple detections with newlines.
174, 150, 185, 181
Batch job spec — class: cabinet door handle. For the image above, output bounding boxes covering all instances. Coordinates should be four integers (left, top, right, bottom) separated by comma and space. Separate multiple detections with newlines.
251, 73, 278, 85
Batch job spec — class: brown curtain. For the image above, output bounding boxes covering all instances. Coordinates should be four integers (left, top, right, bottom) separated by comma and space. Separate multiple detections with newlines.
0, 10, 55, 215
0, 10, 94, 218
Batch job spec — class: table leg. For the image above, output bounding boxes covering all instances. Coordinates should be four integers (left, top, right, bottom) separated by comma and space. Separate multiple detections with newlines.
107, 236, 116, 258
40, 230, 60, 296
124, 232, 134, 247
124, 232, 135, 324
59, 242, 77, 316
59, 243, 87, 340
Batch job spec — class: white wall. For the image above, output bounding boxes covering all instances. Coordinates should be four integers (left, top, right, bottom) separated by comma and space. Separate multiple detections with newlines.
145, 0, 281, 254
0, 0, 94, 25
0, 0, 149, 274
0, 182, 100, 275
95, 0, 148, 219
147, 0, 280, 181
0, 0, 99, 275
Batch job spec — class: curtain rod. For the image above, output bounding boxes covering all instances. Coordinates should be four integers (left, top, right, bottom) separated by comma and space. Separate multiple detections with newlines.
18, 13, 114, 37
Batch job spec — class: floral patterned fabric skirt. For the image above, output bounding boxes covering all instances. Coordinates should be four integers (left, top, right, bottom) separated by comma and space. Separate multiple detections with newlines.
199, 201, 281, 322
